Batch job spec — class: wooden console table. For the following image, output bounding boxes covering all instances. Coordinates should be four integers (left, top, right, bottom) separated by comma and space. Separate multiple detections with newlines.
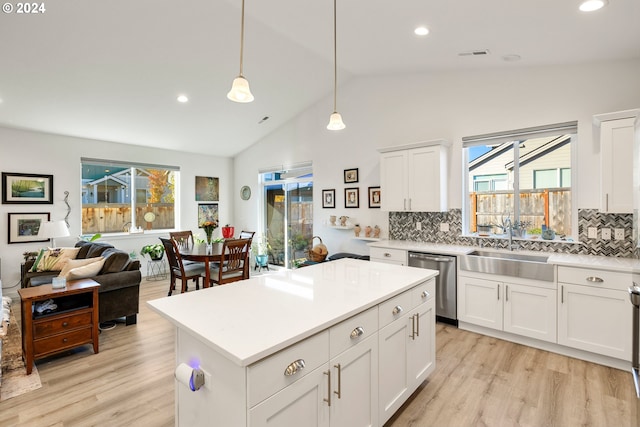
18, 278, 99, 374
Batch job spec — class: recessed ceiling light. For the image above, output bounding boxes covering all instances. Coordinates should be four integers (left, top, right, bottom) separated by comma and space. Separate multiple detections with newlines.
579, 0, 607, 12
414, 26, 429, 36
177, 95, 189, 103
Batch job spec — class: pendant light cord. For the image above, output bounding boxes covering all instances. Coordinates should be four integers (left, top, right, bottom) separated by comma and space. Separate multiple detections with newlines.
332, 0, 338, 112
239, 0, 246, 77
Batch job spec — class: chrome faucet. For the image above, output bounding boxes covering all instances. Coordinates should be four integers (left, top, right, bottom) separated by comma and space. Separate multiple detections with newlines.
503, 217, 519, 251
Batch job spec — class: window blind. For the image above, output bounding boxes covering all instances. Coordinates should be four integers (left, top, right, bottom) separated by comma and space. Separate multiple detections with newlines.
81, 157, 180, 171
462, 121, 578, 147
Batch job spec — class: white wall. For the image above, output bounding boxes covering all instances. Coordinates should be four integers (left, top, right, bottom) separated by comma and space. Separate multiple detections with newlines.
0, 127, 233, 298
234, 59, 640, 256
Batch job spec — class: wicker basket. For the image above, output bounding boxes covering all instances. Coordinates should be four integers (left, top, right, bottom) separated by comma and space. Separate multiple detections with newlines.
307, 236, 328, 262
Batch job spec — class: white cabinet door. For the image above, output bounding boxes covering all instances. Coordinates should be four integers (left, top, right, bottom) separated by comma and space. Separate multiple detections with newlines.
407, 145, 447, 212
330, 334, 378, 427
558, 283, 632, 361
457, 275, 502, 330
407, 298, 436, 386
600, 117, 636, 213
380, 150, 408, 211
378, 310, 412, 425
249, 364, 330, 427
503, 282, 557, 343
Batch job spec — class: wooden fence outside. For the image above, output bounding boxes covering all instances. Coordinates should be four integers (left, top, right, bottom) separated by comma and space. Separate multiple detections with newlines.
470, 188, 571, 235
82, 204, 175, 233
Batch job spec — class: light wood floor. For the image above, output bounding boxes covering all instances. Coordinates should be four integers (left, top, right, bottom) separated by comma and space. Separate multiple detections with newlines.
1, 278, 638, 427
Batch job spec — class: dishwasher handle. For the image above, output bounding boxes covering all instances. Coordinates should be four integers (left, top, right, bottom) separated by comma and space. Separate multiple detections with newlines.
409, 253, 454, 263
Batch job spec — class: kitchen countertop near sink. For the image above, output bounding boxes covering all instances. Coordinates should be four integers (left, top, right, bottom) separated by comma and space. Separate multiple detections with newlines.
369, 240, 640, 273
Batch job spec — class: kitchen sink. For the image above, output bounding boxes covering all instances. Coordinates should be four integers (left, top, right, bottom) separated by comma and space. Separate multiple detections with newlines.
460, 250, 554, 282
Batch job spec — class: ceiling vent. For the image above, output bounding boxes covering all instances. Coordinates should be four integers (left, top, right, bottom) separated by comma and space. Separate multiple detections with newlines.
458, 49, 491, 57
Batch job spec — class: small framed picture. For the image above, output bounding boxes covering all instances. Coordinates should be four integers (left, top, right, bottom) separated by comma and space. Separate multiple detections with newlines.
368, 186, 381, 208
344, 168, 359, 183
2, 172, 53, 204
322, 189, 335, 208
345, 187, 359, 208
8, 212, 50, 244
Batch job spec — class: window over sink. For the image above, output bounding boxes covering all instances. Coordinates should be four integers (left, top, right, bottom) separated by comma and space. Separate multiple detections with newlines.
462, 121, 577, 240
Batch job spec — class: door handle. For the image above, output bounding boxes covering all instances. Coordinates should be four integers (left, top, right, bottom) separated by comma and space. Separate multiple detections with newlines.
324, 369, 331, 406
333, 363, 341, 399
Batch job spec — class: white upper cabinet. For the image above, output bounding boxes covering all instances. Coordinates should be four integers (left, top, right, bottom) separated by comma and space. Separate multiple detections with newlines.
595, 109, 640, 213
378, 140, 449, 212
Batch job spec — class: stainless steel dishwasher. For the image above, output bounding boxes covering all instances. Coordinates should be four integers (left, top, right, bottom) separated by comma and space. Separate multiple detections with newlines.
408, 252, 457, 326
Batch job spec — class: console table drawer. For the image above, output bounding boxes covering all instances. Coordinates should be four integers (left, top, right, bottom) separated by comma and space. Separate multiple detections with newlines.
33, 311, 92, 338
33, 327, 93, 356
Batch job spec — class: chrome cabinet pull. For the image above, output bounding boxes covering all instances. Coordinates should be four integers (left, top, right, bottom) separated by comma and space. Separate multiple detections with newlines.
415, 312, 420, 337
408, 198, 412, 210
506, 285, 509, 302
421, 290, 429, 299
392, 305, 403, 315
497, 284, 500, 300
410, 314, 416, 340
403, 199, 407, 210
284, 359, 305, 376
586, 276, 604, 283
350, 326, 364, 339
384, 252, 391, 257
324, 370, 331, 406
561, 285, 564, 304
334, 364, 342, 399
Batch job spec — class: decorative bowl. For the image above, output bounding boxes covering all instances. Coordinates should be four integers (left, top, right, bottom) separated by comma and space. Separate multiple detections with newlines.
541, 229, 556, 240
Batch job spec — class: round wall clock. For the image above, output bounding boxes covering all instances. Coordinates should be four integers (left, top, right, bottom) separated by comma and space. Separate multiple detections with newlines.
143, 212, 156, 222
240, 185, 251, 200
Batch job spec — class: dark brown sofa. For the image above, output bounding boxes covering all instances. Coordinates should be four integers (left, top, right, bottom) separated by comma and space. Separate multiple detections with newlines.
22, 241, 141, 325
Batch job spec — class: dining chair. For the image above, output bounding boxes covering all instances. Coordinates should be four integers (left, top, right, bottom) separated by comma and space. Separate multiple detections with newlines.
169, 230, 203, 267
160, 237, 206, 296
239, 231, 256, 274
202, 238, 251, 286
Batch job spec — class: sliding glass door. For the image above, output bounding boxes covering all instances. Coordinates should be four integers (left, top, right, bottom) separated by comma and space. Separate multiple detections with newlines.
262, 166, 313, 269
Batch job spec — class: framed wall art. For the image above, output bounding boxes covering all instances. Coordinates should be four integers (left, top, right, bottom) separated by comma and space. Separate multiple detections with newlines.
368, 186, 381, 208
322, 189, 336, 208
195, 176, 219, 202
345, 187, 359, 208
2, 172, 53, 204
8, 212, 50, 244
197, 203, 219, 226
344, 168, 359, 183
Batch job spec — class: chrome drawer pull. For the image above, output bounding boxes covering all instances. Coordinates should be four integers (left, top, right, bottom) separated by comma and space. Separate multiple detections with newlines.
384, 253, 392, 257
421, 290, 429, 299
284, 359, 305, 376
586, 276, 604, 283
392, 305, 403, 315
350, 326, 364, 339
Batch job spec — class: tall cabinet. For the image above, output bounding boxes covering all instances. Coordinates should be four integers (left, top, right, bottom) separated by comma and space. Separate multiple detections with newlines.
378, 140, 449, 212
595, 109, 640, 213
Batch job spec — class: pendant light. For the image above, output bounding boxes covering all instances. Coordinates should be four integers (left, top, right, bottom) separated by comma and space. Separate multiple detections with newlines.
327, 0, 345, 130
227, 0, 254, 103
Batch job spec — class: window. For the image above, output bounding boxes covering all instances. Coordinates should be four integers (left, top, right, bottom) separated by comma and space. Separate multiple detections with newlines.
81, 158, 178, 234
463, 122, 576, 237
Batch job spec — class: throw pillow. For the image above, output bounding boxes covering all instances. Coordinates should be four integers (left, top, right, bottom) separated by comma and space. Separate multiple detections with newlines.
32, 247, 81, 272
58, 256, 104, 279
63, 258, 106, 281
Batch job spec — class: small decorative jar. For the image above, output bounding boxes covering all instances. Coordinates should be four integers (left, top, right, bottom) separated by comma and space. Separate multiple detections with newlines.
365, 226, 372, 237
354, 224, 361, 237
373, 225, 381, 238
330, 215, 337, 226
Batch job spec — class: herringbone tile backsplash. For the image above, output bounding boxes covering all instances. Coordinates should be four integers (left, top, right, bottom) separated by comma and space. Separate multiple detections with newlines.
389, 209, 637, 258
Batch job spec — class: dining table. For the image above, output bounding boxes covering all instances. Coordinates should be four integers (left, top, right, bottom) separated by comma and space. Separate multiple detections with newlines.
178, 243, 224, 288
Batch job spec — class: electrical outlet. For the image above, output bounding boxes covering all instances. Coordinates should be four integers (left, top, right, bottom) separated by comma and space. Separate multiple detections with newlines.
440, 222, 449, 232
587, 227, 597, 239
601, 228, 611, 240
614, 228, 625, 240
416, 222, 422, 231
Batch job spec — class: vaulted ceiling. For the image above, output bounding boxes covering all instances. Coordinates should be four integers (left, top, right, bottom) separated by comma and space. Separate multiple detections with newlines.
1, 0, 638, 156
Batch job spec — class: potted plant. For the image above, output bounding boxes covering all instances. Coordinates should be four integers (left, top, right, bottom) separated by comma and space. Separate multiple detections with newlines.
252, 235, 270, 268
141, 244, 165, 260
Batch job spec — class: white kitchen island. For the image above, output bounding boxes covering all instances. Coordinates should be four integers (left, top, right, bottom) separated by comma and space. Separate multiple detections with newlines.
148, 258, 438, 427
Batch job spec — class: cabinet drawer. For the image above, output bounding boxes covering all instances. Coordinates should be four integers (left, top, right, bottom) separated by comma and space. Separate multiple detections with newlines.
33, 311, 92, 338
329, 306, 378, 358
379, 289, 413, 329
411, 279, 435, 307
33, 327, 93, 356
370, 247, 406, 264
248, 330, 329, 408
558, 266, 631, 291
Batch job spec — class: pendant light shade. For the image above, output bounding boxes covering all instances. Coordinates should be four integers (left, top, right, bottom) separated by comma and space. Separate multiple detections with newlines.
227, 76, 254, 103
228, 0, 254, 103
327, 0, 345, 130
327, 112, 346, 130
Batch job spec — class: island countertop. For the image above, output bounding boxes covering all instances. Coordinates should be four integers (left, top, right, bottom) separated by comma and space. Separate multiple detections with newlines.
147, 258, 437, 367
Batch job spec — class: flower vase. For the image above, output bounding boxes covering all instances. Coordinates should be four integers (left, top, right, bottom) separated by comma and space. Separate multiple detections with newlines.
206, 243, 213, 253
